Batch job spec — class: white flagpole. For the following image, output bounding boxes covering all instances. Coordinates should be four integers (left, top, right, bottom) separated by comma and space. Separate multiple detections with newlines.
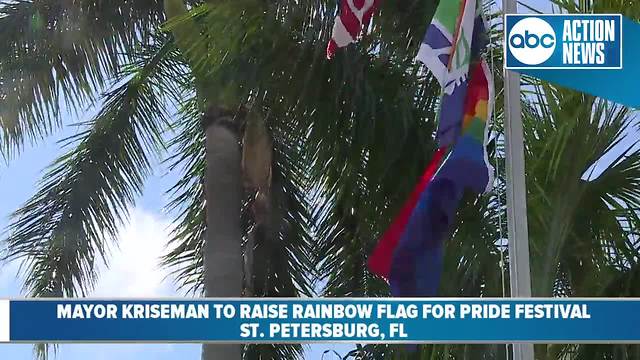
501, 0, 535, 359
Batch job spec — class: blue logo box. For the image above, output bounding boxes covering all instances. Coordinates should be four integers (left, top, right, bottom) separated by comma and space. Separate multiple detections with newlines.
505, 14, 623, 70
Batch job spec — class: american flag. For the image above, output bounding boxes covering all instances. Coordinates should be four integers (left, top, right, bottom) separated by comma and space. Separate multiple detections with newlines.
326, 0, 380, 59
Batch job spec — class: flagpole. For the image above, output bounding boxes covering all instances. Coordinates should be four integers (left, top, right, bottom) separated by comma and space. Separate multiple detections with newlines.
502, 0, 534, 359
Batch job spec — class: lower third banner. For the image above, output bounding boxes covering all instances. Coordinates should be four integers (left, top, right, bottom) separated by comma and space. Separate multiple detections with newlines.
1, 298, 640, 343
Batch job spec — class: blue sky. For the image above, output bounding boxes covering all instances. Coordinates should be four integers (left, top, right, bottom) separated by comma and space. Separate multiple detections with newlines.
0, 0, 622, 359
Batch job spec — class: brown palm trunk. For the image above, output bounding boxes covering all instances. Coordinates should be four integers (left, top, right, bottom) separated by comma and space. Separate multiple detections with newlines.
163, 2, 244, 359
202, 110, 243, 360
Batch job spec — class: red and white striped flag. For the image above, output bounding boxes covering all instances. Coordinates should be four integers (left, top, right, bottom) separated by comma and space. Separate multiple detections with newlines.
326, 0, 380, 59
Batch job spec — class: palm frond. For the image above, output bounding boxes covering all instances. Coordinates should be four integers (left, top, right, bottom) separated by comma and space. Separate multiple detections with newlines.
243, 343, 304, 360
0, 0, 180, 156
162, 96, 206, 294
551, 0, 640, 20
250, 107, 315, 298
1, 37, 180, 297
523, 83, 640, 297
309, 66, 440, 298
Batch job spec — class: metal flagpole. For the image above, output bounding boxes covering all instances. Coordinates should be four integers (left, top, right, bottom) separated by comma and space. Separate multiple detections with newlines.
502, 0, 534, 359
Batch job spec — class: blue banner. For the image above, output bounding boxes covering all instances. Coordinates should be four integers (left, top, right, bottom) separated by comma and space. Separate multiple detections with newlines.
1, 298, 640, 343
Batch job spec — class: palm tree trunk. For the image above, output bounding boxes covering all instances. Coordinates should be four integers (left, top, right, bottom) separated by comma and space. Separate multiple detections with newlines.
202, 110, 243, 360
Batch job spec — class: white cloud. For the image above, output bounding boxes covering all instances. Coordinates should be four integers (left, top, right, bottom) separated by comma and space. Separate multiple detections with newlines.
0, 207, 179, 298
92, 208, 177, 298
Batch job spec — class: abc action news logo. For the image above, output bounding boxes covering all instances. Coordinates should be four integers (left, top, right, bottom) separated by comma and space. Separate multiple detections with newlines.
505, 14, 623, 69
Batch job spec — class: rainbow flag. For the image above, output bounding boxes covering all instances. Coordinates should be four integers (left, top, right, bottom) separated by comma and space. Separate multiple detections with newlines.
368, 1, 494, 297
436, 60, 494, 195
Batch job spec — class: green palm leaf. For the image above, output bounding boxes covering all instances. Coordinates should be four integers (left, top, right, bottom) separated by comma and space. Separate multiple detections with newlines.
2, 36, 180, 298
0, 0, 185, 156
